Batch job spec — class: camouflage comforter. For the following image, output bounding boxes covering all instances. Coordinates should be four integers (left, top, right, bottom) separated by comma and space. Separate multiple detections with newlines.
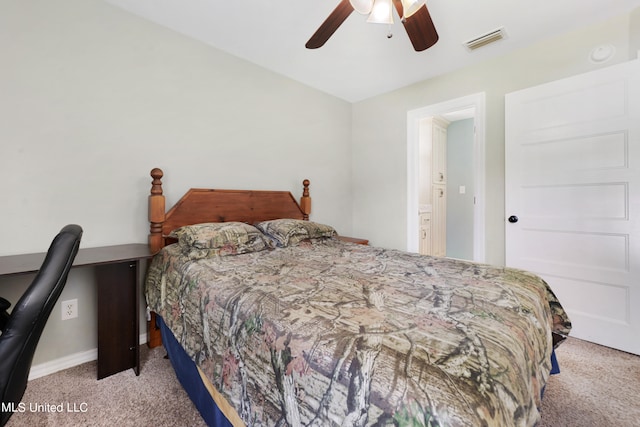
145, 238, 571, 427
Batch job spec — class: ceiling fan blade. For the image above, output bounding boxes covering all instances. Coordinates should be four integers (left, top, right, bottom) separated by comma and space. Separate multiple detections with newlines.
306, 0, 354, 49
393, 0, 439, 51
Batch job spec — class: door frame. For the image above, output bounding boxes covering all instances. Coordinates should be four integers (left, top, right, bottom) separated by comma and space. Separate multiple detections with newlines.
406, 92, 486, 262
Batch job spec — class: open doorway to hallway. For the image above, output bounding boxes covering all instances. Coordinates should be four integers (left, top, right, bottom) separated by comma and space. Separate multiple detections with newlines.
407, 93, 486, 262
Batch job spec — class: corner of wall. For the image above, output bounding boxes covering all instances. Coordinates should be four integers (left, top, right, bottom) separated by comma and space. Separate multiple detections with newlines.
629, 7, 640, 59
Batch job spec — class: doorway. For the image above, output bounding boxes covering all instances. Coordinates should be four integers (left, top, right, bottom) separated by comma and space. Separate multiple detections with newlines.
407, 93, 486, 262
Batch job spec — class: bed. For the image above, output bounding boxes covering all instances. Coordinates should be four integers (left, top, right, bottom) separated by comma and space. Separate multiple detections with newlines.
144, 168, 571, 427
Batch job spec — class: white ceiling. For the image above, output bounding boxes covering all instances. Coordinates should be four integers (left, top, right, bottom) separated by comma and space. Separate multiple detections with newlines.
103, 0, 640, 102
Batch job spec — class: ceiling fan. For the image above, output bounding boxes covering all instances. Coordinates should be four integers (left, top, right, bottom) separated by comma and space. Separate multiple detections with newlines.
306, 0, 438, 52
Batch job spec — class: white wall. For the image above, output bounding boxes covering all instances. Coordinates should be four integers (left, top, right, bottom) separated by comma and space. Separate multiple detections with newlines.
0, 0, 352, 365
631, 7, 640, 56
0, 0, 353, 256
351, 12, 635, 265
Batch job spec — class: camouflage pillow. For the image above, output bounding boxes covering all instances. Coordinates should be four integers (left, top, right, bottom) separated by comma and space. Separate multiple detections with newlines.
256, 219, 336, 247
168, 222, 268, 256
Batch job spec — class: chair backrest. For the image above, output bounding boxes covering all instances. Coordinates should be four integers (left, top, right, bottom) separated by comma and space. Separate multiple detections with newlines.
0, 224, 82, 426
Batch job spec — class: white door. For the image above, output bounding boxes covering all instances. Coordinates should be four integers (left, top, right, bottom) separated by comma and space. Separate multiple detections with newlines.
505, 59, 640, 355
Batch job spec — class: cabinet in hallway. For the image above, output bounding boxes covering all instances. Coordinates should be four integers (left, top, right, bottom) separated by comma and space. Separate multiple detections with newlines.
419, 116, 449, 257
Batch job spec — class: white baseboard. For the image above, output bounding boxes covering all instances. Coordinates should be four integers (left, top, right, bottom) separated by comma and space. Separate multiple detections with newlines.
28, 332, 148, 381
29, 348, 97, 381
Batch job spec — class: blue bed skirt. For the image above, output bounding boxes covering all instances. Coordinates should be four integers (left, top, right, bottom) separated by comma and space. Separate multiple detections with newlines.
550, 349, 560, 375
157, 315, 232, 427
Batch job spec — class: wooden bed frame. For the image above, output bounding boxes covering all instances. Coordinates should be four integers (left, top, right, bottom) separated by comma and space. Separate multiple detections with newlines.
146, 167, 312, 347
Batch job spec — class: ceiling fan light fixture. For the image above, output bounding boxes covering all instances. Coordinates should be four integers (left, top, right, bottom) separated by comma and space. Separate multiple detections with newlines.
367, 0, 394, 24
400, 0, 425, 18
350, 0, 374, 14
305, 0, 439, 51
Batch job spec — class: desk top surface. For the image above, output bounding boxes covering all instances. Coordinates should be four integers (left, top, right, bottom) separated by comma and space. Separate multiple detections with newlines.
0, 244, 154, 277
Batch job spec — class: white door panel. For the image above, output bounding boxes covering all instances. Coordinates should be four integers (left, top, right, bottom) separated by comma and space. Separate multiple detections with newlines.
505, 59, 640, 355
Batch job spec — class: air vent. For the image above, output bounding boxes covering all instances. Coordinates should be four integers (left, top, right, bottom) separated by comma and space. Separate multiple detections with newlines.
464, 27, 506, 51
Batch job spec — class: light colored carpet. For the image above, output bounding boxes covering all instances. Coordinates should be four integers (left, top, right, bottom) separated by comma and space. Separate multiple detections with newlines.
7, 346, 207, 427
6, 337, 639, 426
539, 337, 640, 427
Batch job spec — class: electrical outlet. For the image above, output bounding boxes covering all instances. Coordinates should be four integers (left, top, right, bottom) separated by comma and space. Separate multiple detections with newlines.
61, 299, 78, 320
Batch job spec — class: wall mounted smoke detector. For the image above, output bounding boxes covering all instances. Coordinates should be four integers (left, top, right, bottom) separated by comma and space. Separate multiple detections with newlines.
589, 44, 615, 64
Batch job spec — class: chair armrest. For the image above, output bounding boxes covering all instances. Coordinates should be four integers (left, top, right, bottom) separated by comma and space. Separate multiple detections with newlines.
0, 296, 11, 331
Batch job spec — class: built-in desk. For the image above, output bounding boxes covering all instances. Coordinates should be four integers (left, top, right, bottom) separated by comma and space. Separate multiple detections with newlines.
0, 244, 153, 379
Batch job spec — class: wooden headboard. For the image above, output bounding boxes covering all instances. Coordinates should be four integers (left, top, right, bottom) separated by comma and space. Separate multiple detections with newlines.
147, 168, 311, 254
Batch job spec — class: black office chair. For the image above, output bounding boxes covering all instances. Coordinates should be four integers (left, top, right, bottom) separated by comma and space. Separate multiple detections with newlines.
0, 224, 82, 426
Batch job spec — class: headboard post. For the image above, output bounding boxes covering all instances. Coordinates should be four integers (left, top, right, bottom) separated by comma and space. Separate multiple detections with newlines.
300, 179, 311, 220
148, 168, 166, 253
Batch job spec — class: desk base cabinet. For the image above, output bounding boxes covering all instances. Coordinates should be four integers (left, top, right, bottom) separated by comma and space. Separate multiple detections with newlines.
0, 243, 151, 380
96, 262, 140, 380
